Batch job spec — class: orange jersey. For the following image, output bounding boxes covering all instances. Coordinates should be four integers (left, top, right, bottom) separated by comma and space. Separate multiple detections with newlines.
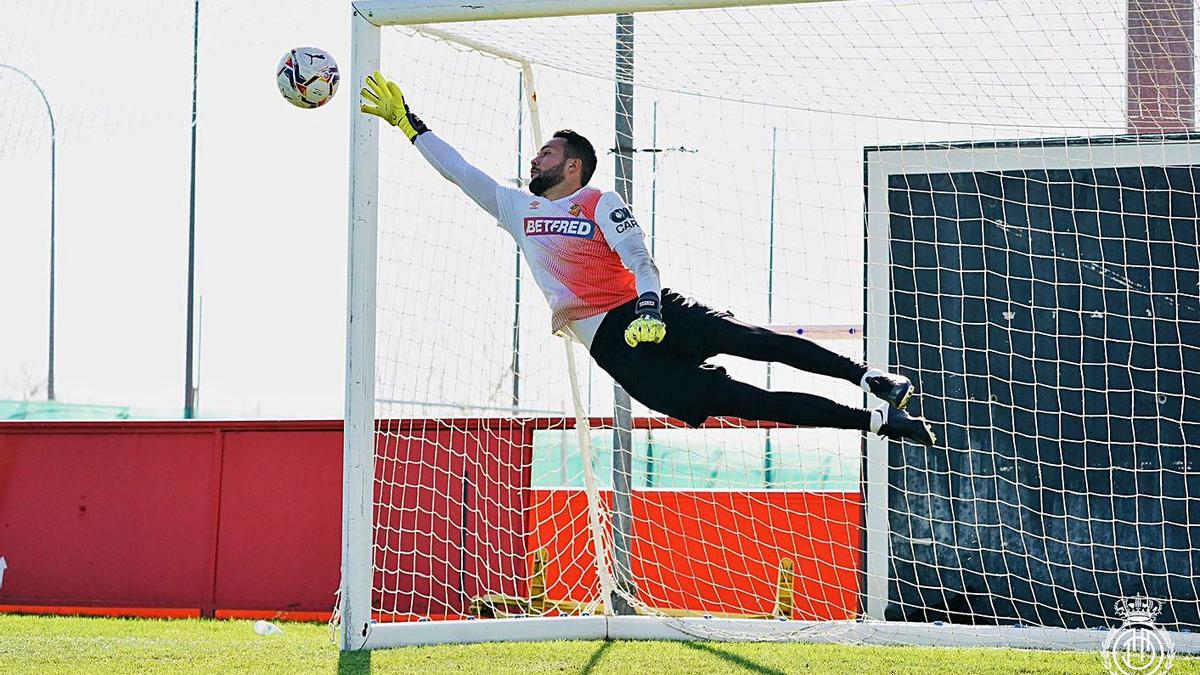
497, 186, 642, 332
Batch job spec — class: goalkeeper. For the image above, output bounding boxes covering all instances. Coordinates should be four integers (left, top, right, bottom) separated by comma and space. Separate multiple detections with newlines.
361, 72, 935, 446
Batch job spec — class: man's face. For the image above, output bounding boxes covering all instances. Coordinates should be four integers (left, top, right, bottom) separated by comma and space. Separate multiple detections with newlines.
529, 138, 571, 196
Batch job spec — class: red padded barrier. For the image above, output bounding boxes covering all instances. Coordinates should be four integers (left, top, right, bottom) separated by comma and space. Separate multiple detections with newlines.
0, 425, 220, 609
213, 429, 343, 614
0, 419, 861, 620
0, 420, 342, 616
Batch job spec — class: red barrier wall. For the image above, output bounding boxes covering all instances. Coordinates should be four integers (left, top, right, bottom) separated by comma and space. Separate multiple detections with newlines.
213, 428, 344, 615
528, 489, 861, 620
0, 420, 343, 618
0, 420, 862, 620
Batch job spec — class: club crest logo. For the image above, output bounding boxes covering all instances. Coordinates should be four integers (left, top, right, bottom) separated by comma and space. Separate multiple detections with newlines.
1103, 595, 1175, 674
569, 203, 583, 217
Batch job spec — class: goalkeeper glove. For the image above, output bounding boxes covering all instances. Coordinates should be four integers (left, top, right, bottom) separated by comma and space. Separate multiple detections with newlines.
624, 293, 666, 348
359, 71, 430, 142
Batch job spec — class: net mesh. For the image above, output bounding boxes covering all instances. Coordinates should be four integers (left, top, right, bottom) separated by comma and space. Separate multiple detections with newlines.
365, 0, 1199, 644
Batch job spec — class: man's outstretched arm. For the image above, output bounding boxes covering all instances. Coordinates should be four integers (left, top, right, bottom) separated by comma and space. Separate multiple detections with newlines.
360, 71, 503, 219
592, 194, 666, 347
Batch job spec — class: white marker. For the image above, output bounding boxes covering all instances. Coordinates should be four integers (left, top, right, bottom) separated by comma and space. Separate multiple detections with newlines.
0, 557, 7, 590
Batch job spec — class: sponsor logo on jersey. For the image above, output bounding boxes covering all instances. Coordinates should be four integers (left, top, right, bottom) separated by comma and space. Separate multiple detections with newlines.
524, 217, 596, 238
610, 206, 641, 234
529, 200, 541, 210
569, 203, 583, 216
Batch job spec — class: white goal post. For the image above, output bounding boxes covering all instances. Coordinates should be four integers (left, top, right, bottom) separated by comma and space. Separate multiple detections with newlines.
342, 0, 1200, 656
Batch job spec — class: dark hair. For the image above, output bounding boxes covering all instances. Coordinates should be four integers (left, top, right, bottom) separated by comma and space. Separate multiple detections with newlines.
554, 129, 597, 186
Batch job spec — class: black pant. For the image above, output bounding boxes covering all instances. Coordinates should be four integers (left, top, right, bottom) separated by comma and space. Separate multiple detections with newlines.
589, 290, 872, 430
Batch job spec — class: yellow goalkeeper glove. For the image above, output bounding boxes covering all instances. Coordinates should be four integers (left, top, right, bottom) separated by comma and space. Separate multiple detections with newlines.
624, 293, 666, 348
359, 71, 430, 142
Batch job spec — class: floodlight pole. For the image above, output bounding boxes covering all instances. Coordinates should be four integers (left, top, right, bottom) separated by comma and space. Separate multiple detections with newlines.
0, 64, 56, 402
184, 0, 200, 418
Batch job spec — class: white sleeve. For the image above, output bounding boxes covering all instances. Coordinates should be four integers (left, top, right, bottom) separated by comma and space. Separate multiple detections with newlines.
593, 190, 661, 297
594, 191, 645, 250
613, 236, 662, 299
414, 132, 503, 219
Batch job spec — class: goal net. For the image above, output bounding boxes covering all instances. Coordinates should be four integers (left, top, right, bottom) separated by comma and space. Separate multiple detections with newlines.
341, 0, 1200, 652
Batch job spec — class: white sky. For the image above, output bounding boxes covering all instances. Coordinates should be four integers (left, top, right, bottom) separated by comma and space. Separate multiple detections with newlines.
1, 0, 352, 417
0, 0, 1133, 419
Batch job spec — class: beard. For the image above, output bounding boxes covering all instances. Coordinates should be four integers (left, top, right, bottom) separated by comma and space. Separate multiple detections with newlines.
529, 164, 565, 196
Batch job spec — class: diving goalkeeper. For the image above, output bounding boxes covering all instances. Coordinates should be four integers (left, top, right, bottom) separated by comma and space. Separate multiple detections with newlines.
361, 72, 935, 446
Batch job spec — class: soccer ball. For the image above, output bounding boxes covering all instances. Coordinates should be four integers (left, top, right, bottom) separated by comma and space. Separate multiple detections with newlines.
276, 47, 339, 109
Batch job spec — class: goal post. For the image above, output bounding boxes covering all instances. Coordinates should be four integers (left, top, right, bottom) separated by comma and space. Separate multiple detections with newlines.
340, 6, 380, 651
342, 0, 1200, 655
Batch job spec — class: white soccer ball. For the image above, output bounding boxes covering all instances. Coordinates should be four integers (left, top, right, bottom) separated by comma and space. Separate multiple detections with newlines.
276, 47, 339, 109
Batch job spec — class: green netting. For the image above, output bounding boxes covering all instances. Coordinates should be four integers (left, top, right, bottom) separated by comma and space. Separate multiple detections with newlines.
530, 429, 858, 491
0, 400, 132, 420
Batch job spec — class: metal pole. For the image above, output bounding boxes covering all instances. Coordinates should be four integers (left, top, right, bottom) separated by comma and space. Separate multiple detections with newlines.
765, 127, 777, 488
48, 101, 55, 402
195, 295, 203, 413
649, 100, 658, 257
184, 0, 200, 418
0, 65, 56, 401
611, 11, 637, 615
645, 100, 658, 489
511, 71, 523, 413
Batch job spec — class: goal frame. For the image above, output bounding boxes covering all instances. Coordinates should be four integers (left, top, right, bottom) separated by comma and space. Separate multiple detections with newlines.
340, 0, 1200, 653
341, 0, 843, 651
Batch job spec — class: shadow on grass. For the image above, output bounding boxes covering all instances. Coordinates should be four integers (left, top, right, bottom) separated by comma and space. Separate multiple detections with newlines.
337, 648, 372, 674
682, 641, 787, 675
580, 640, 614, 675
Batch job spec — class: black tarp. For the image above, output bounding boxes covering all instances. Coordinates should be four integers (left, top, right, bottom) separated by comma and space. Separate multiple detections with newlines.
880, 158, 1200, 630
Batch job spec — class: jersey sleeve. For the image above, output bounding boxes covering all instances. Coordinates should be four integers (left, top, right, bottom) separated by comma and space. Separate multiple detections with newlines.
414, 132, 527, 235
492, 184, 527, 236
594, 191, 661, 298
612, 236, 662, 299
593, 191, 647, 250
414, 132, 506, 220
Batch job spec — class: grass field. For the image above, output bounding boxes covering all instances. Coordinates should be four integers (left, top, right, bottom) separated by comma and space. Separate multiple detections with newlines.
2, 614, 1197, 674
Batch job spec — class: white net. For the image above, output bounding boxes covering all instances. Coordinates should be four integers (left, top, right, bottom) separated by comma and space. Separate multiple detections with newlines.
362, 0, 1200, 647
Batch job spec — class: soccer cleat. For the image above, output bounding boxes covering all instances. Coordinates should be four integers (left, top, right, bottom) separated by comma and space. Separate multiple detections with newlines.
875, 403, 936, 447
864, 371, 914, 410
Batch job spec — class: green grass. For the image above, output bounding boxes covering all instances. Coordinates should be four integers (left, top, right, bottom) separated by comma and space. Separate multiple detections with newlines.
1, 614, 1197, 674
